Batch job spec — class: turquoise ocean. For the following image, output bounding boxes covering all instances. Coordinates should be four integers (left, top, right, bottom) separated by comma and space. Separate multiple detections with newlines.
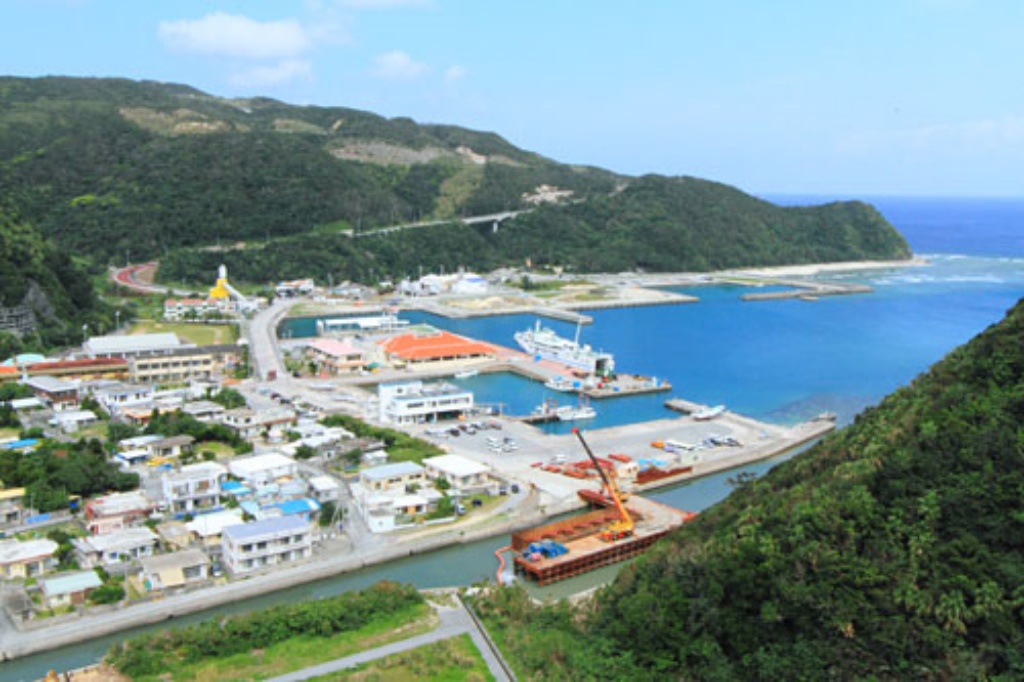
282, 196, 1024, 432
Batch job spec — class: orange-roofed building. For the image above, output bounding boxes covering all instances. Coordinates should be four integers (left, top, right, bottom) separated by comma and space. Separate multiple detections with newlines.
25, 357, 128, 381
379, 330, 496, 366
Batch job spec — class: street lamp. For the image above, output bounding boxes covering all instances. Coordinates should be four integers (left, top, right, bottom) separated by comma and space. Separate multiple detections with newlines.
115, 310, 120, 331
81, 323, 88, 344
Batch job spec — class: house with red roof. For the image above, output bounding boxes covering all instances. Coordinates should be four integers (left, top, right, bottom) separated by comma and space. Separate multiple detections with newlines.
306, 338, 365, 374
378, 330, 496, 367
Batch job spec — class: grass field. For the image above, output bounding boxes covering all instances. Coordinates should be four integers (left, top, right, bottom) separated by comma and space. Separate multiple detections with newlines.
128, 321, 238, 346
320, 634, 493, 681
132, 602, 435, 682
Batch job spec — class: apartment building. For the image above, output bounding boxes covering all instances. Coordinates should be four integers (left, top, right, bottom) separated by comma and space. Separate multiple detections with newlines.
221, 516, 312, 575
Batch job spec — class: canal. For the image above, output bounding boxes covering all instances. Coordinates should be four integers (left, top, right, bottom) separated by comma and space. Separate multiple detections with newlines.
4, 448, 794, 681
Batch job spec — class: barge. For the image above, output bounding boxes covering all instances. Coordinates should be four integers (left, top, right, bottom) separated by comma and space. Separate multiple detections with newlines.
509, 429, 695, 586
510, 496, 694, 585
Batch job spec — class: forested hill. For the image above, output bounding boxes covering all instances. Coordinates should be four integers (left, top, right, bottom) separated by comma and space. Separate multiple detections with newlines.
1, 76, 909, 284
595, 312, 1024, 680
475, 298, 1024, 679
0, 204, 101, 351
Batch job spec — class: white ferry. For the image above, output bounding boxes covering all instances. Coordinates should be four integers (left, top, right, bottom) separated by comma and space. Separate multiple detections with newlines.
514, 320, 615, 376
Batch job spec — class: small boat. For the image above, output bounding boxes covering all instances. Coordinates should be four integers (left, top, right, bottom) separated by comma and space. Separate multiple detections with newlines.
544, 376, 576, 392
533, 396, 596, 422
693, 405, 726, 421
555, 405, 596, 421
454, 369, 479, 379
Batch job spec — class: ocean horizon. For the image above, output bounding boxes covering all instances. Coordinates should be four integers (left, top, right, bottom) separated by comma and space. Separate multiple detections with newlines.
281, 195, 1024, 431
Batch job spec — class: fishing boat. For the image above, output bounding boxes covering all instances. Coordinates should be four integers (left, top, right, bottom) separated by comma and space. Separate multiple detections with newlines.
531, 396, 596, 422
514, 320, 615, 376
692, 404, 726, 421
544, 375, 577, 392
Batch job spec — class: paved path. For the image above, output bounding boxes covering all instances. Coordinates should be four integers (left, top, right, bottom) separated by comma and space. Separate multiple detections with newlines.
268, 596, 513, 681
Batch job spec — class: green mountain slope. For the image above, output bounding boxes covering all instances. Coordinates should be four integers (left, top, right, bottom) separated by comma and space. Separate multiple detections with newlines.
0, 204, 102, 350
1, 76, 909, 284
474, 298, 1024, 680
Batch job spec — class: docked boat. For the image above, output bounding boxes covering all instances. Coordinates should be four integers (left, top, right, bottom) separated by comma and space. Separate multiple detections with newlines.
454, 369, 479, 379
514, 320, 615, 376
693, 404, 726, 421
532, 397, 596, 422
555, 405, 596, 421
544, 375, 577, 392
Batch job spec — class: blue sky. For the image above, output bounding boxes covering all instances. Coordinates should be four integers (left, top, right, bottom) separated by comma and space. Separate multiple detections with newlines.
3, 0, 1023, 197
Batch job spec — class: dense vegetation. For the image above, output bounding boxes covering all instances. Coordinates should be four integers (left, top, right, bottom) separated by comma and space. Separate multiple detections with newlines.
320, 413, 444, 464
0, 204, 107, 351
0, 438, 138, 511
0, 76, 617, 265
474, 297, 1024, 679
2, 75, 909, 289
107, 581, 424, 678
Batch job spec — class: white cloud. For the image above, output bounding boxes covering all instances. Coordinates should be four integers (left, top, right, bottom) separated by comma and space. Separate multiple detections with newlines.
444, 65, 468, 84
229, 60, 314, 88
158, 12, 312, 60
371, 51, 429, 80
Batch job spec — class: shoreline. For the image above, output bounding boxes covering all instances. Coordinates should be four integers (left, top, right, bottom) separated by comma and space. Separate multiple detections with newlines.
1, 257, 909, 662
285, 257, 928, 323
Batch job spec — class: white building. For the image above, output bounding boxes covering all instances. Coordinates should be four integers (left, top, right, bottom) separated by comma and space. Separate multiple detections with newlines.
161, 462, 227, 515
72, 527, 158, 567
51, 409, 98, 433
0, 538, 58, 579
181, 400, 226, 422
83, 332, 187, 358
228, 453, 298, 488
184, 508, 245, 545
308, 475, 342, 503
377, 380, 473, 426
423, 454, 492, 494
221, 516, 312, 575
359, 461, 427, 493
358, 488, 445, 533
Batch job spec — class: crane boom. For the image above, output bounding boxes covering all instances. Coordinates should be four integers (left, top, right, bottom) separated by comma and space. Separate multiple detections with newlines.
572, 428, 634, 540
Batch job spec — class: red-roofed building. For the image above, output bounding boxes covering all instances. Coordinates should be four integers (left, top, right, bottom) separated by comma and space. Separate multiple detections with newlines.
379, 330, 496, 366
307, 338, 365, 374
25, 358, 128, 381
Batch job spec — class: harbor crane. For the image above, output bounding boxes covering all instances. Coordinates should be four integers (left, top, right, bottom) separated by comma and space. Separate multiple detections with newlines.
572, 428, 635, 541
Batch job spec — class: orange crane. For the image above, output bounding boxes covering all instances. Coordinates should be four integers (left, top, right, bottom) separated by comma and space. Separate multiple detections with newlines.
572, 428, 634, 541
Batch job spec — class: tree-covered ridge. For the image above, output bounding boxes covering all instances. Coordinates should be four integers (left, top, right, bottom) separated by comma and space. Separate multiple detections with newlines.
1, 75, 908, 280
0, 75, 618, 263
0, 204, 104, 350
583, 297, 1024, 679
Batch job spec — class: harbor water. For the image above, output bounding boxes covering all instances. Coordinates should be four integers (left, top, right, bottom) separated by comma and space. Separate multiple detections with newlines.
8, 196, 1024, 679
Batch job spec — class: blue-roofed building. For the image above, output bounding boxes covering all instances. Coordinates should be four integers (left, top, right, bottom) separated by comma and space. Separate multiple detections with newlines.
265, 497, 321, 522
221, 516, 312, 575
220, 480, 252, 500
39, 569, 103, 609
